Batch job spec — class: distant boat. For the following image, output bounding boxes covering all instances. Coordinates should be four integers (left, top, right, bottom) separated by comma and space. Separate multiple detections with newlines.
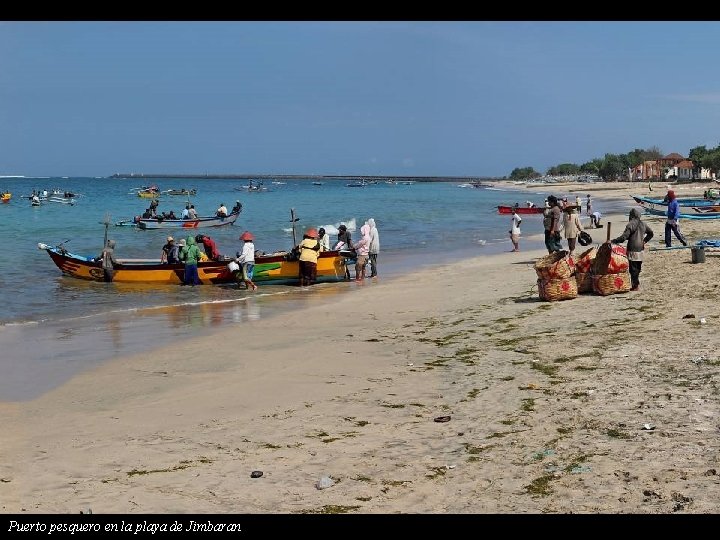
497, 205, 543, 215
135, 210, 241, 230
162, 188, 197, 196
312, 182, 324, 186
271, 181, 286, 185
346, 180, 367, 187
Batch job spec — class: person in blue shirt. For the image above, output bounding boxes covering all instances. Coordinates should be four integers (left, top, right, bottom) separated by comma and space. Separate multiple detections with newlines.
665, 190, 687, 248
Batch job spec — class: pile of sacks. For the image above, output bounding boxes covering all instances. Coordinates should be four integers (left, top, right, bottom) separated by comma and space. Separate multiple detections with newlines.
589, 243, 631, 295
535, 245, 631, 302
534, 250, 577, 301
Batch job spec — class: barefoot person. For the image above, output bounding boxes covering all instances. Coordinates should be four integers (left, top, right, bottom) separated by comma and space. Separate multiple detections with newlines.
236, 231, 257, 291
612, 208, 654, 291
510, 208, 522, 252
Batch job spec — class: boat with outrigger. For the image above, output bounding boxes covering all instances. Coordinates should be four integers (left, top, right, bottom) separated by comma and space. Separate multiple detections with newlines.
40, 209, 349, 286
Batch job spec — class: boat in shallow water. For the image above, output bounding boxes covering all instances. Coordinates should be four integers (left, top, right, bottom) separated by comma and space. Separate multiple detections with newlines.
37, 243, 347, 285
135, 210, 241, 230
497, 205, 543, 215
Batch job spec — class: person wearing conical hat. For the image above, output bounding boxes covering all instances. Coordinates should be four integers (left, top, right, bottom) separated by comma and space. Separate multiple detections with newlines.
235, 231, 257, 291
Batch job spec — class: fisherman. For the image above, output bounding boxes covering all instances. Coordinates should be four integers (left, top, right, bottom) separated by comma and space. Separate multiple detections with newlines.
611, 208, 654, 292
98, 239, 118, 282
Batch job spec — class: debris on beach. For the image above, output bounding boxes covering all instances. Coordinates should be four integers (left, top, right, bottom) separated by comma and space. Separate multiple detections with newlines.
316, 476, 335, 490
682, 314, 696, 319
251, 470, 263, 478
433, 416, 451, 423
641, 423, 656, 431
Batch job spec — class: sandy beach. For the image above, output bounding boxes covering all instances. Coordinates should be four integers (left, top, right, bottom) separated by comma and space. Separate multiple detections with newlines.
3, 181, 720, 514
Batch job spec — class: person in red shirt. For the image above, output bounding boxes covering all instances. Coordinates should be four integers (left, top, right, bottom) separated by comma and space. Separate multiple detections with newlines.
195, 234, 221, 261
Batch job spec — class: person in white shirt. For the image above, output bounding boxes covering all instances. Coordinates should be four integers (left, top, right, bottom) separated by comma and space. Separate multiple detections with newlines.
317, 227, 330, 251
510, 209, 522, 252
235, 231, 257, 291
216, 203, 228, 218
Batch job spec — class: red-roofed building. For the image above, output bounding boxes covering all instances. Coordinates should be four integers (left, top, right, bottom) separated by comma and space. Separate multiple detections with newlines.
666, 160, 694, 180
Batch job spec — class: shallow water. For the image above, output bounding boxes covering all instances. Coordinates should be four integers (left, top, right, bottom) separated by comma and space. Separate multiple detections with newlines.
0, 177, 633, 401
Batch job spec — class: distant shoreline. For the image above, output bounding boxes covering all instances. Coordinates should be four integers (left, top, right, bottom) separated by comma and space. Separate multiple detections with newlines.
109, 173, 494, 182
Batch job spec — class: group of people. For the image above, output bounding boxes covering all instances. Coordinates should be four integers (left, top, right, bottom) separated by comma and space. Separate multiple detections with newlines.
96, 217, 381, 291
137, 201, 243, 222
295, 219, 380, 286
533, 191, 657, 292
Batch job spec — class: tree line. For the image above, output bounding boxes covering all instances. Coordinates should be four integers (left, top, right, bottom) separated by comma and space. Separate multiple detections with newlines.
509, 143, 720, 181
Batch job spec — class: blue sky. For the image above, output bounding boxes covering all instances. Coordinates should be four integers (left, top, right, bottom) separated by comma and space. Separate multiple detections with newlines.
1, 21, 719, 178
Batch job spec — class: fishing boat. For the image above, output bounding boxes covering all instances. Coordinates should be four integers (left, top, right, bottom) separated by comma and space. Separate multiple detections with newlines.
631, 195, 720, 208
162, 188, 197, 196
37, 243, 347, 285
497, 205, 544, 215
642, 206, 720, 220
47, 195, 76, 205
1, 192, 10, 203
135, 210, 241, 230
312, 182, 324, 186
136, 185, 161, 198
234, 180, 268, 192
346, 180, 367, 187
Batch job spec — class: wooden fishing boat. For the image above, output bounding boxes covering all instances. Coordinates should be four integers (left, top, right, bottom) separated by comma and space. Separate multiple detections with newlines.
632, 195, 720, 207
162, 188, 197, 196
642, 206, 720, 220
135, 210, 241, 230
497, 205, 543, 215
1, 192, 10, 203
37, 242, 347, 285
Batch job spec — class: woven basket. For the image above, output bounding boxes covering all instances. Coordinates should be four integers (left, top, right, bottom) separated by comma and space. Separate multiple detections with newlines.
592, 244, 629, 275
534, 250, 576, 280
592, 272, 631, 296
538, 277, 578, 302
575, 272, 593, 293
575, 247, 597, 273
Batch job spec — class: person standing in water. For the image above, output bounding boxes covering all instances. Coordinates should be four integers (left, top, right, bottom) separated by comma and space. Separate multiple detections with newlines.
98, 239, 117, 282
510, 209, 522, 252
367, 218, 380, 277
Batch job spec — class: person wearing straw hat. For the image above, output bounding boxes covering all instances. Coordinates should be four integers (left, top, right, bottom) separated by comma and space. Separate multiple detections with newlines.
236, 231, 257, 291
297, 227, 321, 286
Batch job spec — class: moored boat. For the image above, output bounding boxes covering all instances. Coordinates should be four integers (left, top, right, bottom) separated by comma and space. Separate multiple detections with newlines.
162, 188, 197, 196
136, 210, 241, 230
497, 205, 543, 215
632, 195, 720, 207
642, 206, 720, 220
37, 242, 347, 285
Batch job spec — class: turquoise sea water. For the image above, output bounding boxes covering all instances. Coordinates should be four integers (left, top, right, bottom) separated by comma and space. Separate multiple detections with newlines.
0, 176, 559, 325
0, 176, 629, 400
